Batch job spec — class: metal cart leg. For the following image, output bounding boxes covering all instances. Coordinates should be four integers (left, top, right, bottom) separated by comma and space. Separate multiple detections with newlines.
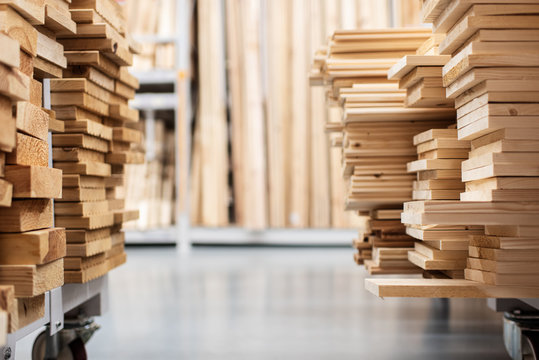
504, 310, 539, 360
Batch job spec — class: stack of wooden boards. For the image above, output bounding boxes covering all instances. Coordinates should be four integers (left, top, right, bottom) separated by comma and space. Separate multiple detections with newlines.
0, 0, 70, 333
404, 129, 484, 278
124, 0, 176, 71
366, 0, 539, 298
356, 209, 420, 274
124, 119, 175, 230
49, 0, 142, 284
312, 28, 458, 273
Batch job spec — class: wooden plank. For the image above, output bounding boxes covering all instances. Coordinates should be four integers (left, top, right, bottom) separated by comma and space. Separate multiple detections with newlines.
15, 102, 49, 141
64, 260, 107, 283
0, 285, 16, 332
0, 199, 53, 232
105, 151, 144, 165
65, 227, 110, 244
63, 120, 112, 140
0, 179, 12, 207
53, 161, 111, 177
66, 236, 111, 257
0, 32, 20, 68
112, 127, 141, 143
0, 64, 30, 101
465, 268, 539, 287
17, 294, 45, 329
0, 0, 45, 24
470, 235, 539, 250
6, 133, 48, 167
468, 258, 539, 274
63, 66, 114, 92
440, 13, 539, 55
69, 0, 126, 34
33, 57, 63, 79
52, 134, 108, 153
44, 4, 76, 34
108, 104, 139, 122
5, 165, 62, 199
407, 159, 462, 172
54, 200, 108, 216
51, 92, 109, 116
52, 147, 105, 163
0, 4, 38, 56
0, 259, 63, 297
29, 79, 42, 107
399, 66, 443, 89
56, 187, 105, 202
0, 95, 16, 152
446, 67, 539, 99
408, 250, 467, 270
365, 278, 539, 298
36, 31, 67, 68
113, 209, 138, 224
55, 213, 114, 230
64, 50, 119, 78
62, 174, 104, 189
0, 228, 65, 265
388, 55, 451, 80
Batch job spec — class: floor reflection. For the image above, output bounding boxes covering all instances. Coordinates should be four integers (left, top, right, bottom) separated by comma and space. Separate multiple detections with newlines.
83, 246, 508, 360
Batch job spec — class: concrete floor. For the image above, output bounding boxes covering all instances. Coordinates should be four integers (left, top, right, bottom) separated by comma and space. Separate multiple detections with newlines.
17, 246, 510, 359
82, 246, 508, 360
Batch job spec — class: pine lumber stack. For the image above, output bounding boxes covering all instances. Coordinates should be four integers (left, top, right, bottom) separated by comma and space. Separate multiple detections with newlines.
358, 209, 421, 275
51, 0, 142, 283
0, 0, 71, 332
124, 119, 175, 230
367, 0, 539, 298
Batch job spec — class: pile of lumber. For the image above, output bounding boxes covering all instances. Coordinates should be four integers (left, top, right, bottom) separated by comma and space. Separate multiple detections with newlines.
312, 29, 458, 272
124, 0, 176, 71
358, 209, 420, 274
440, 2, 539, 288
0, 0, 69, 333
365, 0, 539, 298
124, 119, 175, 230
50, 0, 142, 283
404, 129, 484, 278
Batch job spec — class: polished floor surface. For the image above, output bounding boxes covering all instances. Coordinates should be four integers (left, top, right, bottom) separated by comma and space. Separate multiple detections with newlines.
22, 246, 510, 359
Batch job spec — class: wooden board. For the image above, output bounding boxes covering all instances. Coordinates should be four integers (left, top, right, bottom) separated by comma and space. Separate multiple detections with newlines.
0, 4, 38, 56
64, 260, 108, 284
51, 92, 109, 116
54, 200, 109, 216
64, 50, 119, 78
36, 31, 67, 68
0, 228, 65, 265
0, 95, 16, 152
63, 120, 112, 140
0, 179, 12, 207
388, 55, 451, 80
365, 278, 539, 298
6, 133, 48, 167
0, 199, 53, 232
53, 161, 111, 177
0, 32, 20, 68
57, 187, 105, 202
15, 102, 49, 141
0, 64, 30, 101
62, 174, 105, 188
52, 147, 105, 163
66, 236, 111, 257
55, 213, 114, 230
5, 165, 62, 199
52, 134, 109, 153
0, 259, 63, 297
65, 227, 110, 244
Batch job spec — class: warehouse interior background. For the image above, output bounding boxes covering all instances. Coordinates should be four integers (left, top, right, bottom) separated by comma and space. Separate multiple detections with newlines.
0, 0, 538, 358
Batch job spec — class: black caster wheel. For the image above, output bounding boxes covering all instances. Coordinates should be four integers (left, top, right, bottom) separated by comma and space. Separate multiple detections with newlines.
31, 330, 87, 360
522, 331, 539, 360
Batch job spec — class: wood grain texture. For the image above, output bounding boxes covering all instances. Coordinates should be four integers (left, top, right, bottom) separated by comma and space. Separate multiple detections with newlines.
0, 228, 66, 265
0, 259, 63, 297
6, 132, 48, 166
5, 165, 62, 199
0, 199, 53, 232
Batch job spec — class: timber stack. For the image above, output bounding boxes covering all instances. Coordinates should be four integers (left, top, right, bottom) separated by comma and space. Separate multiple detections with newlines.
52, 0, 142, 284
366, 0, 539, 298
0, 0, 71, 334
